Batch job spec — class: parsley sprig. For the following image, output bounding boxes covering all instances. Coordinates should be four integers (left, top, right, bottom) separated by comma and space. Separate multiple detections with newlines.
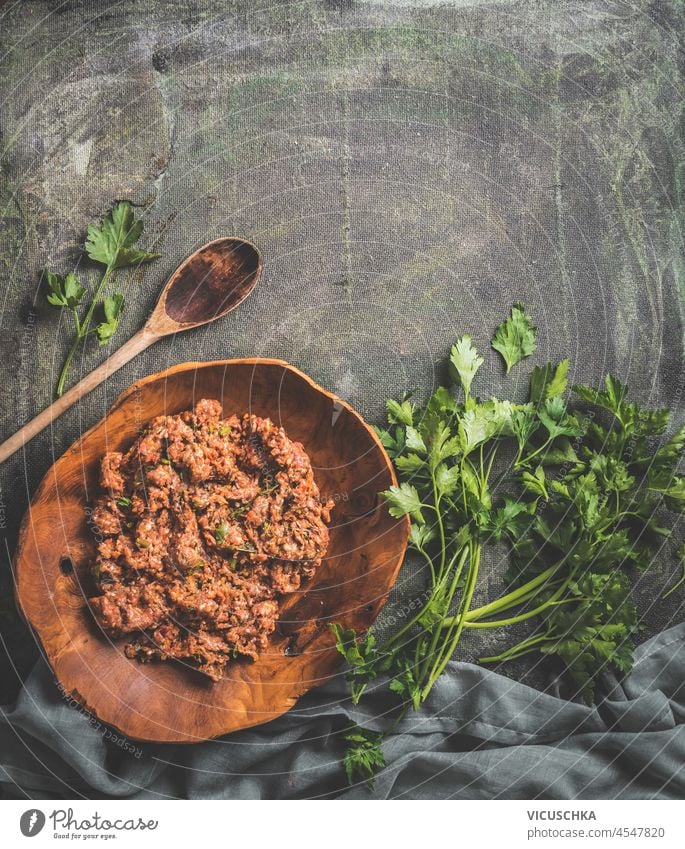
333, 305, 685, 787
44, 201, 160, 396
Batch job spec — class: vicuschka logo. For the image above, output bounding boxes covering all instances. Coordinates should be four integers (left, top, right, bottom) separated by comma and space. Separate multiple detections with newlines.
20, 809, 46, 837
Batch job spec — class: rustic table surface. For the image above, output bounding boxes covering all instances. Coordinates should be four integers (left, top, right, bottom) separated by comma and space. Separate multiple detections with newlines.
0, 0, 683, 710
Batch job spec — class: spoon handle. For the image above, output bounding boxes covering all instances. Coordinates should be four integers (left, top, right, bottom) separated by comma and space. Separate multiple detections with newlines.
0, 328, 158, 465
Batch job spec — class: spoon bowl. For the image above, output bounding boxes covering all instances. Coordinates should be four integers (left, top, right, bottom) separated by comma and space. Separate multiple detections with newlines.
152, 237, 262, 333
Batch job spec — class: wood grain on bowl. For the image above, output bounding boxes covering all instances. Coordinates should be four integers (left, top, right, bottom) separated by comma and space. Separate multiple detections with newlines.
14, 360, 409, 743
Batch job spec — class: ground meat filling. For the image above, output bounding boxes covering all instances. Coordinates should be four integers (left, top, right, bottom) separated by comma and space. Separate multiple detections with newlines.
88, 399, 334, 681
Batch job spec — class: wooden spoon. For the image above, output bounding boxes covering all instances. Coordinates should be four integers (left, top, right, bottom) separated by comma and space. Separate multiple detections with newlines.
0, 237, 262, 464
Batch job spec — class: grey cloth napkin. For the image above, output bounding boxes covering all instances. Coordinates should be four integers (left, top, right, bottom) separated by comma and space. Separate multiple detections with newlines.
1, 622, 683, 799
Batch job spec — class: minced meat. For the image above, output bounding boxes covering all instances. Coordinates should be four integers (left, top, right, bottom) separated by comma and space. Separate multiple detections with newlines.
88, 399, 334, 681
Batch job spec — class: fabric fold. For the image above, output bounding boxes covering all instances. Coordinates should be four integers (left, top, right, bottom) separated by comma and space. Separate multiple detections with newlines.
1, 623, 683, 799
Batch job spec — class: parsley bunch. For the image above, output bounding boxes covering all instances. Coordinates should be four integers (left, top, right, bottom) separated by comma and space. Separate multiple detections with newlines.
45, 201, 160, 396
333, 305, 684, 787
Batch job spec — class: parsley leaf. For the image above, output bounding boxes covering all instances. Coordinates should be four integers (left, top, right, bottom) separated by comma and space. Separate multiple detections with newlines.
388, 659, 422, 711
435, 463, 461, 497
342, 726, 386, 788
648, 475, 685, 513
45, 271, 86, 310
427, 421, 461, 468
537, 397, 581, 440
540, 572, 636, 703
395, 453, 425, 473
96, 293, 124, 345
488, 498, 530, 542
421, 386, 459, 439
405, 426, 427, 454
85, 201, 161, 269
381, 483, 425, 523
409, 522, 436, 550
530, 360, 569, 404
458, 406, 492, 454
573, 374, 636, 431
373, 425, 405, 458
647, 423, 685, 469
511, 404, 539, 452
449, 334, 483, 397
491, 303, 537, 373
521, 466, 548, 500
330, 625, 390, 705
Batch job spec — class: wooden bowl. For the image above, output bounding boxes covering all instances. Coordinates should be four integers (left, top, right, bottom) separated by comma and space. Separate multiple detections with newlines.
14, 360, 408, 743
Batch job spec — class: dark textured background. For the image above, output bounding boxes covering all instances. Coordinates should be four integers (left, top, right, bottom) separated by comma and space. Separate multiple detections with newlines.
0, 0, 683, 711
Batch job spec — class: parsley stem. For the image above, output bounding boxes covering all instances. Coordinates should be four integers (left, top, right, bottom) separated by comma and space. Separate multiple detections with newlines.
466, 571, 573, 625
431, 470, 447, 575
515, 436, 553, 468
381, 603, 430, 652
595, 509, 649, 534
56, 332, 80, 397
381, 543, 467, 658
462, 595, 577, 628
484, 445, 498, 484
462, 562, 561, 621
663, 570, 685, 599
55, 263, 114, 397
414, 543, 436, 585
460, 457, 469, 513
479, 632, 555, 664
416, 544, 469, 688
436, 585, 544, 630
422, 542, 481, 698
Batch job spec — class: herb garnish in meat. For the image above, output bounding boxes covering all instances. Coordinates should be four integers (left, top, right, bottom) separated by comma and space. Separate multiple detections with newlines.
333, 306, 685, 785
